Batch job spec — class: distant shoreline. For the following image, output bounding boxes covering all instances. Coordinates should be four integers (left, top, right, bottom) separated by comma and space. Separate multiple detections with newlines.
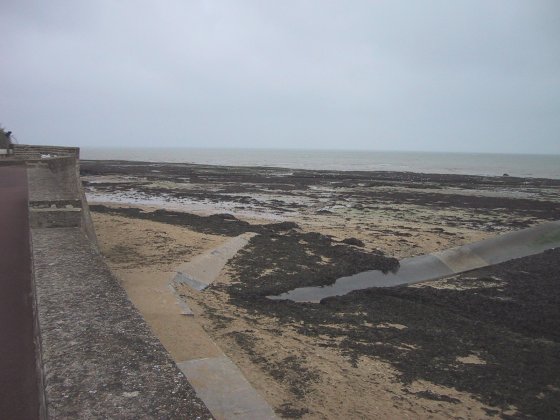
81, 148, 560, 179
80, 148, 560, 180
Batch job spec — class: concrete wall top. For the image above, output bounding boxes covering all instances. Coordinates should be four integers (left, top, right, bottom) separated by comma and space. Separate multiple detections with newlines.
32, 228, 212, 418
13, 144, 80, 160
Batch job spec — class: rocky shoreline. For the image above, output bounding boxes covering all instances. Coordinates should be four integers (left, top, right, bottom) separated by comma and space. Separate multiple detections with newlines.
83, 160, 560, 419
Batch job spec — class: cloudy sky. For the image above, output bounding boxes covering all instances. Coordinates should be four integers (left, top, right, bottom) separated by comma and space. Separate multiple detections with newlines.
1, 1, 558, 153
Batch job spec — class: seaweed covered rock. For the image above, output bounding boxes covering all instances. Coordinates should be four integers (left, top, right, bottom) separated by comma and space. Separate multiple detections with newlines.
341, 237, 365, 247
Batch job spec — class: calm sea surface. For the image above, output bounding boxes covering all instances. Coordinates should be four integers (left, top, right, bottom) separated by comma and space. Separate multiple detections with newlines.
81, 148, 560, 179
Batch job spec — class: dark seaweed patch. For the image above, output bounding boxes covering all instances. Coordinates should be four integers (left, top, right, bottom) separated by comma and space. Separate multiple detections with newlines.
226, 249, 560, 419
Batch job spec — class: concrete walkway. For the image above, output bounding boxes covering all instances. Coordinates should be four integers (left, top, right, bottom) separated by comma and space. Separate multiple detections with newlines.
114, 231, 276, 419
0, 163, 41, 419
116, 266, 277, 419
166, 233, 277, 419
270, 221, 560, 303
178, 356, 277, 420
172, 232, 257, 291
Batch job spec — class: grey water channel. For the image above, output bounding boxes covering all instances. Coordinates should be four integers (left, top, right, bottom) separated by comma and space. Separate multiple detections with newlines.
268, 221, 560, 303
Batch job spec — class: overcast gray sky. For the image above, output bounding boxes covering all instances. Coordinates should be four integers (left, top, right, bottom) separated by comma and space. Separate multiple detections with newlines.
1, 1, 559, 153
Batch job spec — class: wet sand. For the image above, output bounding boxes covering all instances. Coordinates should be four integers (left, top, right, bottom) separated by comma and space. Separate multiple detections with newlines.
83, 160, 560, 419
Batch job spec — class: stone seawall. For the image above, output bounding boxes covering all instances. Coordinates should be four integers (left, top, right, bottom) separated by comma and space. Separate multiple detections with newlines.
5, 145, 212, 419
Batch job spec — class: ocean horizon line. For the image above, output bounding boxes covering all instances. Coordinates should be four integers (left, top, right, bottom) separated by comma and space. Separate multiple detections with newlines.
80, 147, 560, 180
81, 146, 559, 157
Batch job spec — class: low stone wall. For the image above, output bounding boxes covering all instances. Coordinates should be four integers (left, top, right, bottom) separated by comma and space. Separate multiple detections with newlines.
13, 144, 79, 160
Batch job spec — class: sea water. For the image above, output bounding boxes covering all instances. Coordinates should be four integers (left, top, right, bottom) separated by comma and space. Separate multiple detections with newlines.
81, 148, 560, 180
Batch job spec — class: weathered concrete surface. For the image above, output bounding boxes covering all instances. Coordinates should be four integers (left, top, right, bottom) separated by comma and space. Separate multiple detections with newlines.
29, 206, 82, 229
177, 356, 276, 420
435, 220, 560, 268
26, 155, 98, 246
168, 283, 195, 316
0, 163, 42, 419
173, 232, 257, 290
271, 221, 560, 303
32, 227, 212, 418
27, 158, 80, 202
